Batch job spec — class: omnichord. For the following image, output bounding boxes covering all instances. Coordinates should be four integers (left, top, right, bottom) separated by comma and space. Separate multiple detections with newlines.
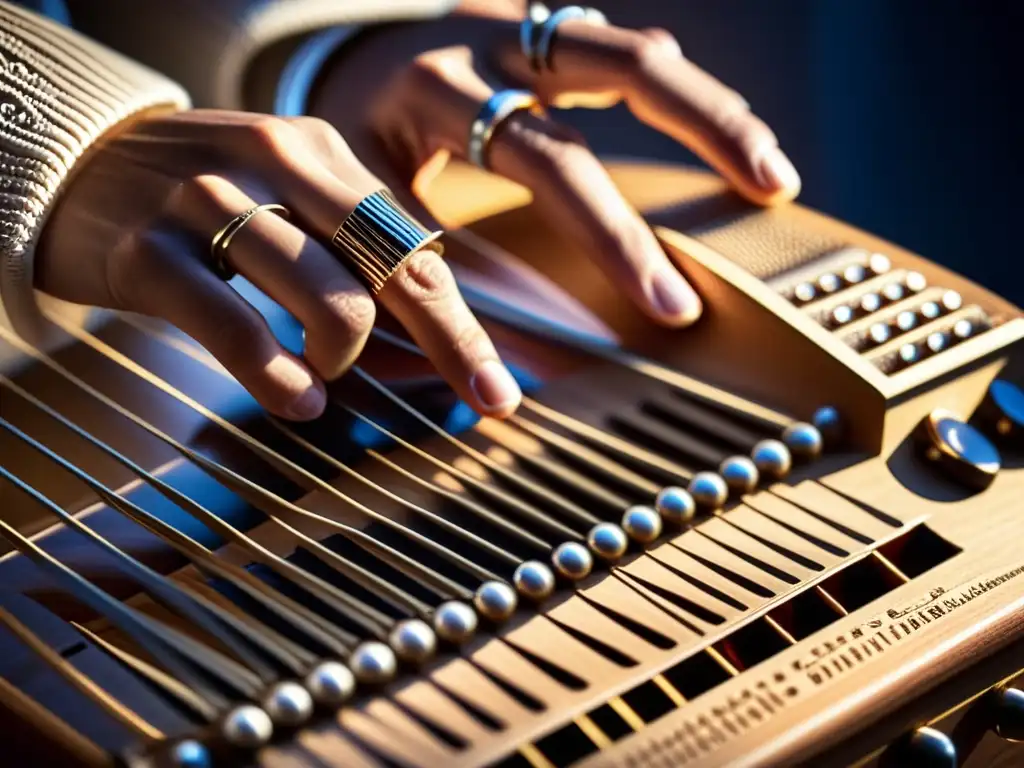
0, 162, 1021, 768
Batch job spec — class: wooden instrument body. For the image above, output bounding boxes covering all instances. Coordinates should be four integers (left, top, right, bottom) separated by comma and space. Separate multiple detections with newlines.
0, 163, 1021, 768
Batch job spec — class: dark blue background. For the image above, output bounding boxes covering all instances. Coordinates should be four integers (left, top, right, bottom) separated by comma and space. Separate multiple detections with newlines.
563, 0, 1023, 305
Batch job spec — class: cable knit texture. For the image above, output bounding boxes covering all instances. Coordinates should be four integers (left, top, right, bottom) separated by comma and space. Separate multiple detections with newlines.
0, 1, 189, 349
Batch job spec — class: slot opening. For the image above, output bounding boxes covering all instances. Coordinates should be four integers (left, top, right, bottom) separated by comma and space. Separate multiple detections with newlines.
663, 651, 734, 701
767, 588, 840, 641
533, 722, 599, 766
877, 524, 962, 579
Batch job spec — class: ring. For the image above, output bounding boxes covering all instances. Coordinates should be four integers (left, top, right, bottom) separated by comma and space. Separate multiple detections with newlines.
530, 5, 608, 72
331, 189, 444, 293
467, 90, 544, 169
209, 203, 290, 280
520, 3, 551, 65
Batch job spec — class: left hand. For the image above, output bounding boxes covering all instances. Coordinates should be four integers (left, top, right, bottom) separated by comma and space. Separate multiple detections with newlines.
309, 1, 801, 329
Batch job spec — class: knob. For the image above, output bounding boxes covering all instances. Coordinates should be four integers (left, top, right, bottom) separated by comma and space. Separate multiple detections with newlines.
880, 726, 957, 768
914, 409, 1001, 491
993, 687, 1024, 742
976, 379, 1024, 447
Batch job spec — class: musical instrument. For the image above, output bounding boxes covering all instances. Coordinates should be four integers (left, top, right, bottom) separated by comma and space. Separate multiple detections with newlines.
0, 162, 1021, 768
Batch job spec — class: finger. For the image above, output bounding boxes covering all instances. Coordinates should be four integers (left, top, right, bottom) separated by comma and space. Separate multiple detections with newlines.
393, 48, 701, 326
169, 173, 376, 381
377, 244, 521, 417
215, 115, 384, 244
495, 21, 800, 205
280, 115, 522, 417
107, 226, 327, 420
490, 114, 702, 326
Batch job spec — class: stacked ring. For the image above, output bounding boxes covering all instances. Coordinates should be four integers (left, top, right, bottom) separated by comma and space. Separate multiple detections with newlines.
331, 189, 444, 293
209, 203, 291, 281
520, 3, 551, 65
522, 4, 608, 72
467, 90, 544, 169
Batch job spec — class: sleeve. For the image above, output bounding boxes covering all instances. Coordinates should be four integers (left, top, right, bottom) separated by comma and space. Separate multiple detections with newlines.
272, 26, 362, 117
0, 1, 190, 352
63, 0, 459, 111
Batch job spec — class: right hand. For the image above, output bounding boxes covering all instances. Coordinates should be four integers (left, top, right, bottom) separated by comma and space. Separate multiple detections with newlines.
35, 110, 522, 421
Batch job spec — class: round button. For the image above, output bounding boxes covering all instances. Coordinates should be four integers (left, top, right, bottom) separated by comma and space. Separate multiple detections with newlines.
916, 410, 1001, 491
818, 273, 842, 293
880, 727, 957, 768
934, 415, 1000, 469
993, 687, 1024, 742
860, 293, 883, 314
793, 282, 816, 303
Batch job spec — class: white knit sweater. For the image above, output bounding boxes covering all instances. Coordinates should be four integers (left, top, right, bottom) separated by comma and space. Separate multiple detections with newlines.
0, 1, 189, 361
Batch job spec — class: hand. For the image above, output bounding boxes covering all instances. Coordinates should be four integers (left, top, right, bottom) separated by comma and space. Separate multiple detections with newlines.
310, 2, 801, 329
36, 110, 522, 420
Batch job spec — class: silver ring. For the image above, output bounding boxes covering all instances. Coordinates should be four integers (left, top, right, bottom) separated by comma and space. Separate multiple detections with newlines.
467, 90, 544, 169
533, 5, 608, 72
520, 3, 551, 64
331, 189, 443, 293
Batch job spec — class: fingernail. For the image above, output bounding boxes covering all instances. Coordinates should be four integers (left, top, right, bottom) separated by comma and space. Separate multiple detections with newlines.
649, 268, 702, 325
471, 360, 522, 416
287, 386, 326, 420
757, 146, 801, 192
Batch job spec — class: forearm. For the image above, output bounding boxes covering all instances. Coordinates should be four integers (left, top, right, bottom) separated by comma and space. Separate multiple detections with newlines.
0, 1, 188, 359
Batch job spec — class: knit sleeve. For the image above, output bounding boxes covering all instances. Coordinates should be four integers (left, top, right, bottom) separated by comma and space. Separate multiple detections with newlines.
0, 1, 189, 350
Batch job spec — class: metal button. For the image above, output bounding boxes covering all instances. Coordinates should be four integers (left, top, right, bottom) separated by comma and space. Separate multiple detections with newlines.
992, 687, 1024, 742
880, 727, 957, 768
926, 331, 949, 354
843, 263, 867, 284
868, 323, 891, 346
940, 290, 963, 312
898, 343, 921, 367
793, 282, 816, 303
817, 273, 842, 294
868, 253, 892, 274
951, 319, 973, 341
905, 271, 928, 292
896, 310, 918, 332
860, 293, 882, 314
882, 282, 905, 302
830, 304, 854, 327
915, 409, 1001, 491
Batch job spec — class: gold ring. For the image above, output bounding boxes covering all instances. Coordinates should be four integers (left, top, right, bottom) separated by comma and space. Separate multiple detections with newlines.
331, 189, 443, 293
209, 203, 290, 280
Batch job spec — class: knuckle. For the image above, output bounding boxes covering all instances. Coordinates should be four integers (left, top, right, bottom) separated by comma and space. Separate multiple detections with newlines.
291, 115, 334, 138
316, 289, 377, 341
639, 27, 683, 58
521, 130, 593, 178
450, 321, 489, 362
406, 53, 448, 90
244, 116, 301, 164
404, 49, 466, 91
169, 173, 233, 216
628, 29, 682, 70
395, 247, 455, 302
714, 101, 776, 152
292, 116, 352, 152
